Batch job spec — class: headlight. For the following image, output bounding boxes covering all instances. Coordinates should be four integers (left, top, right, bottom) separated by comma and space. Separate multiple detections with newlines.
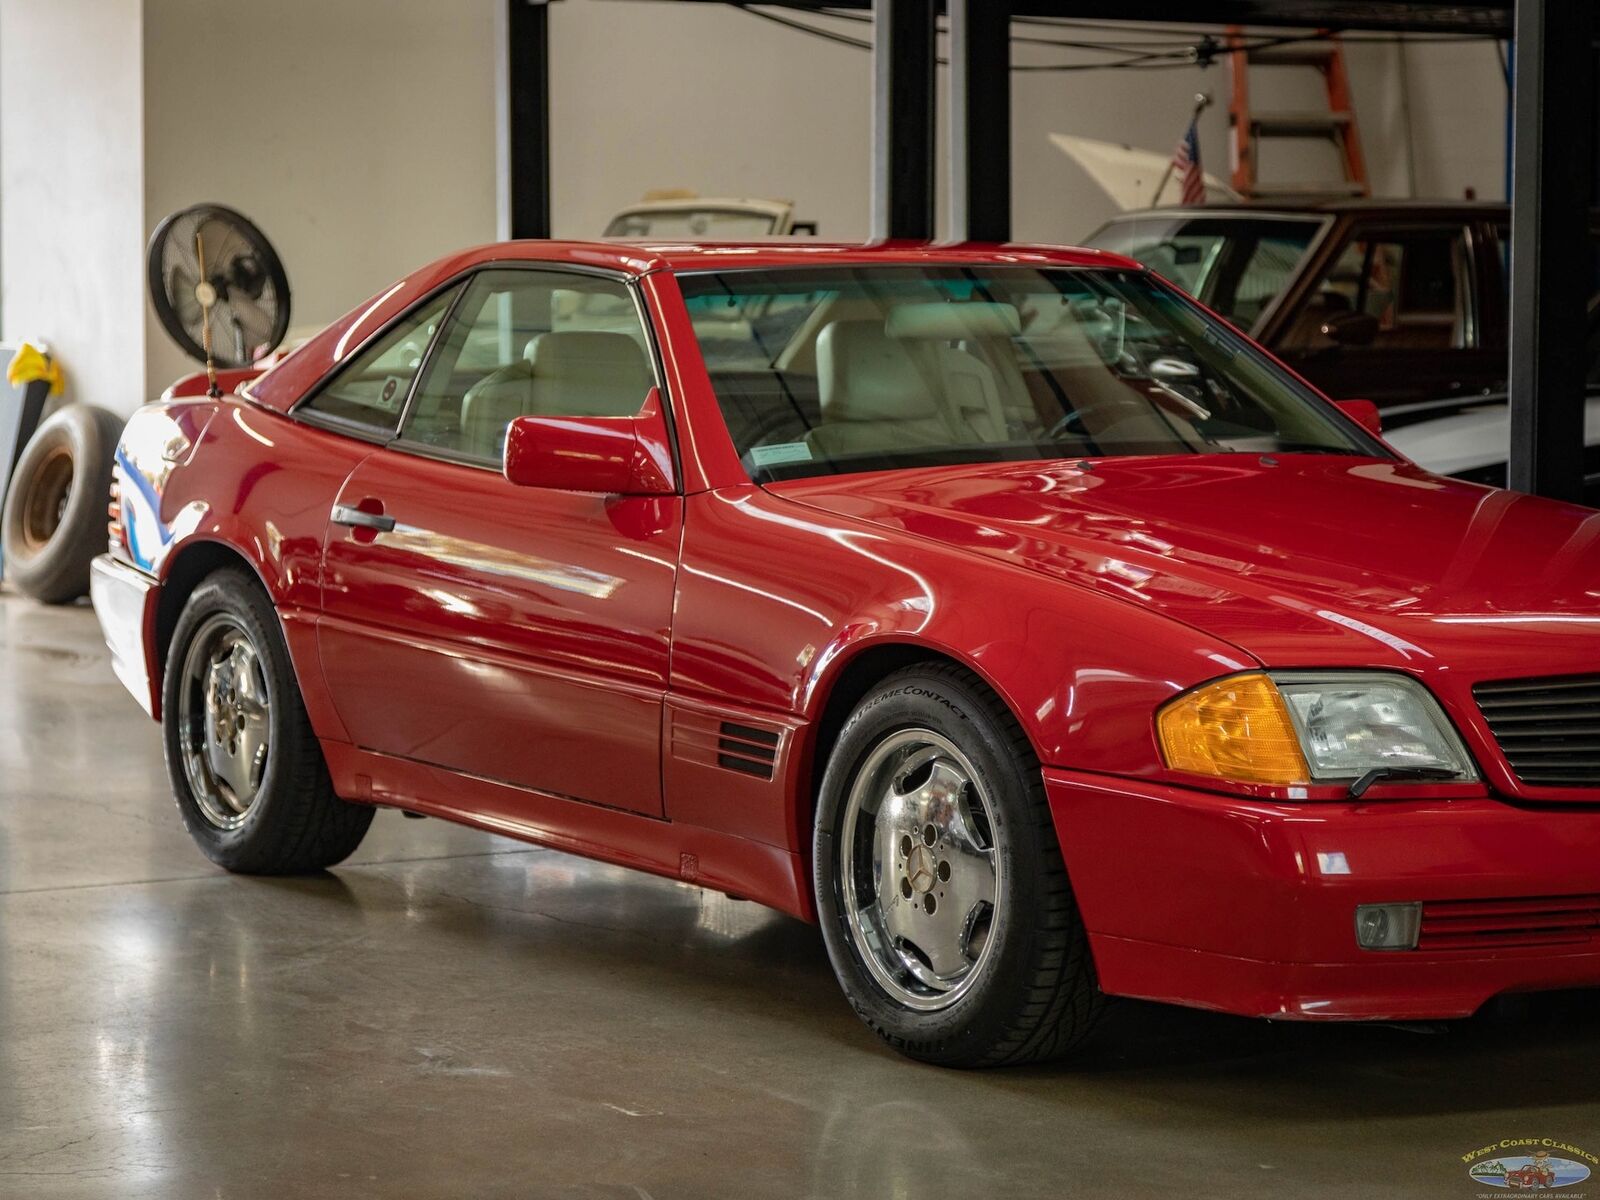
1158, 671, 1476, 789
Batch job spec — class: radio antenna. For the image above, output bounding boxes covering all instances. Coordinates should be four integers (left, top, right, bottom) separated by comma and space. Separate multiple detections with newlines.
193, 229, 221, 398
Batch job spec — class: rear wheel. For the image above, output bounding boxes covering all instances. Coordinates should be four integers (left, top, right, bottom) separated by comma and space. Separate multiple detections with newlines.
162, 567, 372, 872
814, 663, 1104, 1066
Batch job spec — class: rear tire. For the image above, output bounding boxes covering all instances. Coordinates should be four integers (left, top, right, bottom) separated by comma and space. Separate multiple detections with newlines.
814, 662, 1104, 1067
162, 567, 372, 873
1, 405, 124, 603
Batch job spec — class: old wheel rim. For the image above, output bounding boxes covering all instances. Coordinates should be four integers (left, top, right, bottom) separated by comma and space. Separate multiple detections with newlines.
178, 614, 271, 829
19, 446, 73, 552
840, 728, 1003, 1012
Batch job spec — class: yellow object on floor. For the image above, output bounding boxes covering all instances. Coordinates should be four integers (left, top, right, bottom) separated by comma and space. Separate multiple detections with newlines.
7, 341, 65, 396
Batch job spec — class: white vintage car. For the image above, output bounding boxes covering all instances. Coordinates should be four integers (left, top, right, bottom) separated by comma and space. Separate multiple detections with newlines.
603, 195, 815, 239
1382, 394, 1600, 506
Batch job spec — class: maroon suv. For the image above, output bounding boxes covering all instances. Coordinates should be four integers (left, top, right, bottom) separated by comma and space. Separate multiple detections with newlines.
1087, 200, 1599, 410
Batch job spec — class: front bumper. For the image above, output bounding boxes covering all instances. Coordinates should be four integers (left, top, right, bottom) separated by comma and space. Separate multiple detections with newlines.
89, 554, 159, 717
1045, 768, 1600, 1020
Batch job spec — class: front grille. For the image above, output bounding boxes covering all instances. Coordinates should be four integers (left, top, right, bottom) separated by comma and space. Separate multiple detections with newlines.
1420, 895, 1600, 951
1473, 674, 1600, 787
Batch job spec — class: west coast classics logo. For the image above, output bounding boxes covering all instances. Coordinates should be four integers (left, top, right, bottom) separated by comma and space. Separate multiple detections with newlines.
1464, 1140, 1595, 1192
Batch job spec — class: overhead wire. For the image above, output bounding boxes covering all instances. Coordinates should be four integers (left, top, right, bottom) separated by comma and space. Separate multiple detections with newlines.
759, 5, 1504, 60
740, 7, 1485, 64
734, 6, 1502, 74
989, 13, 1501, 46
728, 5, 1212, 69
733, 4, 874, 49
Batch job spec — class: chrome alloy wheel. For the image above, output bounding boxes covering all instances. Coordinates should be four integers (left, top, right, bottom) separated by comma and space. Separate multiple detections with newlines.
177, 614, 272, 829
839, 728, 1003, 1012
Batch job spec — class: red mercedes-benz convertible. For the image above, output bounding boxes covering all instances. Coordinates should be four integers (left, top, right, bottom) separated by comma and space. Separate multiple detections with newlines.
93, 240, 1600, 1067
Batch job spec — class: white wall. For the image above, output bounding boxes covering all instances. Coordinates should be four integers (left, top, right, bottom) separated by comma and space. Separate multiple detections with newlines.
142, 0, 499, 400
1395, 39, 1510, 199
0, 0, 146, 415
549, 2, 873, 240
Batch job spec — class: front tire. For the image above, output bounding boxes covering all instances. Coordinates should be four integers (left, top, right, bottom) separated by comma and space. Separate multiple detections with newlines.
162, 567, 372, 873
814, 663, 1104, 1067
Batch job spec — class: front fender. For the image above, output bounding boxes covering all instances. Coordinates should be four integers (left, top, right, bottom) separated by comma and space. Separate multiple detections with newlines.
675, 485, 1260, 779
113, 399, 218, 576
117, 396, 319, 603
115, 398, 372, 736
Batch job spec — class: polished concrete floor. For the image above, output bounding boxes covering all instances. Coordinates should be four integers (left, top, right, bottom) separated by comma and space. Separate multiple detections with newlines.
3, 590, 1600, 1199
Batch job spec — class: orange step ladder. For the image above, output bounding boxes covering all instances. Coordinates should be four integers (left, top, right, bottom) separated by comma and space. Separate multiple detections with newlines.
1227, 28, 1370, 200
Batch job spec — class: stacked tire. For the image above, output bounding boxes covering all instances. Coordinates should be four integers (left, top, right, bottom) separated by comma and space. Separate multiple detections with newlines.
1, 405, 124, 604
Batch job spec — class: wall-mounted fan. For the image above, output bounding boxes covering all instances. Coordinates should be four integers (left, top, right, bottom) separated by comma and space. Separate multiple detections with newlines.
147, 203, 291, 371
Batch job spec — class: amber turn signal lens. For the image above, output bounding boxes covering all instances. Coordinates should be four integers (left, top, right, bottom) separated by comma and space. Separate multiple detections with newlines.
1158, 672, 1311, 785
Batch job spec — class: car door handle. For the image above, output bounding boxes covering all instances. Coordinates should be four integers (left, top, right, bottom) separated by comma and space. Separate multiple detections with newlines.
331, 503, 396, 532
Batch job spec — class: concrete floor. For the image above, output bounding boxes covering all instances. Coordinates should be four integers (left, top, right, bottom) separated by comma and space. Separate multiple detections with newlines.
3, 592, 1600, 1200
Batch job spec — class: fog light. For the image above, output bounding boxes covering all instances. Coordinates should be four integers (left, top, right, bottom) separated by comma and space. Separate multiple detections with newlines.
1355, 903, 1422, 950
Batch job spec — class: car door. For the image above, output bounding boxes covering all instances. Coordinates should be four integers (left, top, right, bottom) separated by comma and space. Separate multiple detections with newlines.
316, 265, 679, 816
1269, 220, 1503, 406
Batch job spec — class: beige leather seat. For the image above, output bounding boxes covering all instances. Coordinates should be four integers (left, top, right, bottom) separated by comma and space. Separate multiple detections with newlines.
460, 330, 653, 459
960, 336, 1040, 433
885, 303, 1021, 443
456, 343, 539, 457
805, 320, 960, 460
925, 344, 1009, 441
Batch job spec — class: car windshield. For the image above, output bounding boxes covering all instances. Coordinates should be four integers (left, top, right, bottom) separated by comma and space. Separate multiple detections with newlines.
1085, 215, 1322, 329
604, 207, 780, 239
677, 265, 1380, 483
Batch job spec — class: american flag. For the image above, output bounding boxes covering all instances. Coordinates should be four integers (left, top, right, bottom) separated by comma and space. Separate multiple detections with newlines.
1171, 120, 1206, 205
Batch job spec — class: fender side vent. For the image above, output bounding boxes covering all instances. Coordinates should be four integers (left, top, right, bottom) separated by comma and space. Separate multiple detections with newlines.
717, 721, 779, 780
668, 708, 785, 782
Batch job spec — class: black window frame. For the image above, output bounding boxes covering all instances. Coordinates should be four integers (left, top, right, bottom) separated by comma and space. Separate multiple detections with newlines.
288, 262, 683, 490
290, 280, 469, 444
388, 264, 663, 471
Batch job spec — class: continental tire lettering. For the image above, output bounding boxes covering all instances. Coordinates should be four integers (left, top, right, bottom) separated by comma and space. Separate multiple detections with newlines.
856, 687, 906, 716
854, 684, 969, 722
902, 686, 967, 720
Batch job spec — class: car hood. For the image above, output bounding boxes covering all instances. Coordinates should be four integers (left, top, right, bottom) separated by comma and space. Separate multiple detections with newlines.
766, 454, 1600, 676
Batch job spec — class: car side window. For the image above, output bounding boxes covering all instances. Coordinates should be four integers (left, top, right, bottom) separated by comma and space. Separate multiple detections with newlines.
399, 268, 655, 463
1281, 226, 1474, 353
298, 286, 461, 433
1225, 234, 1314, 330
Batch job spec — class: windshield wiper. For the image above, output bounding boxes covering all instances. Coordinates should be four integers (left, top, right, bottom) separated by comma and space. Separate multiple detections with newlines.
1348, 766, 1459, 799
